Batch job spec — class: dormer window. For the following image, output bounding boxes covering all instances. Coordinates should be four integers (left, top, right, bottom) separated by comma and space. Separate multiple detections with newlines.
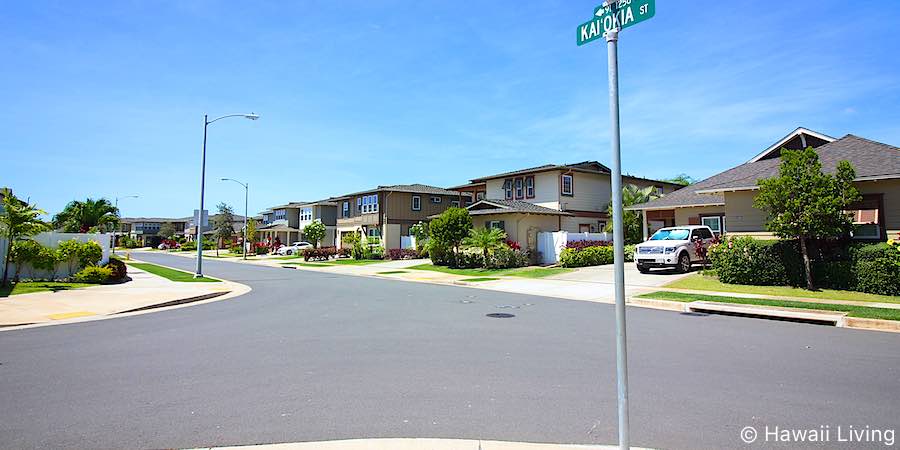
503, 179, 513, 200
514, 178, 524, 200
525, 176, 535, 199
561, 174, 574, 196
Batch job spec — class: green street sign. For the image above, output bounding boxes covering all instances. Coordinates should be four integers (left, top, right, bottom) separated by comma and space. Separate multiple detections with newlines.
577, 0, 655, 46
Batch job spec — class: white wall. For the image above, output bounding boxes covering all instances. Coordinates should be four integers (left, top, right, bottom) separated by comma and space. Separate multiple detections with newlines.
536, 231, 612, 265
5, 232, 111, 280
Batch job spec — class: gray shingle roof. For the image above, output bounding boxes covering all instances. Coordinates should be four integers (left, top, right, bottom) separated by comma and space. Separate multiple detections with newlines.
466, 199, 571, 216
630, 134, 900, 210
337, 184, 463, 198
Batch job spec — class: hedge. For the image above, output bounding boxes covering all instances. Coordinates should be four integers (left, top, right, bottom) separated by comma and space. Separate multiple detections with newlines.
560, 246, 614, 268
304, 247, 337, 261
386, 249, 420, 260
709, 237, 900, 296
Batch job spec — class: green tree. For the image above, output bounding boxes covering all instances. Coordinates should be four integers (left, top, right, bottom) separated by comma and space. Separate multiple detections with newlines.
429, 207, 472, 260
157, 222, 176, 240
245, 218, 257, 247
665, 174, 695, 186
52, 198, 119, 233
605, 184, 661, 244
463, 227, 507, 268
754, 147, 860, 289
1, 193, 49, 285
303, 219, 327, 248
212, 203, 235, 256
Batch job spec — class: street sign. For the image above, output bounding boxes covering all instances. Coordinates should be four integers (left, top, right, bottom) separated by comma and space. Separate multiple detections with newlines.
193, 209, 208, 227
577, 0, 655, 46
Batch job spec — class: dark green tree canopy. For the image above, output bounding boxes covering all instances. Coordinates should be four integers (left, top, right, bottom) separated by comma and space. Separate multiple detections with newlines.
429, 207, 472, 250
303, 219, 326, 248
53, 198, 119, 233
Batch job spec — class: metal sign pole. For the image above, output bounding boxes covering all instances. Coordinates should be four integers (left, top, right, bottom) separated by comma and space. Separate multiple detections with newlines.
605, 25, 630, 450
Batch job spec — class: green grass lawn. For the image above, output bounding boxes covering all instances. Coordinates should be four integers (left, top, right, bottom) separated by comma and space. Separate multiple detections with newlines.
638, 291, 900, 321
666, 273, 900, 304
408, 264, 571, 278
128, 262, 220, 282
460, 277, 501, 282
0, 281, 95, 297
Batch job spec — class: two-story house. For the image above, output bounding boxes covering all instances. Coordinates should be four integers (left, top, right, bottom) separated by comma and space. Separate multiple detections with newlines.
119, 217, 190, 247
257, 200, 339, 246
334, 184, 468, 250
460, 161, 682, 251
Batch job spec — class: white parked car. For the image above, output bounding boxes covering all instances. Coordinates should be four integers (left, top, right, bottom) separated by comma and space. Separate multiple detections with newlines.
276, 241, 313, 256
633, 225, 716, 273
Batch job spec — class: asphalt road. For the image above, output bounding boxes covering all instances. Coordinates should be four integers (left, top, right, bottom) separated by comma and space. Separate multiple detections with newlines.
1, 253, 898, 450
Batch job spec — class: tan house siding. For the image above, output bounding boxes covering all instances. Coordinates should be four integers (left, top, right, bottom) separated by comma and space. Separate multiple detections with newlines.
724, 191, 769, 233
484, 171, 560, 209
472, 214, 559, 251
674, 205, 727, 227
385, 192, 460, 222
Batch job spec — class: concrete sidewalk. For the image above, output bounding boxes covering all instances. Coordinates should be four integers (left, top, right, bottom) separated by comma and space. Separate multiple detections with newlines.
0, 262, 249, 329
200, 438, 642, 450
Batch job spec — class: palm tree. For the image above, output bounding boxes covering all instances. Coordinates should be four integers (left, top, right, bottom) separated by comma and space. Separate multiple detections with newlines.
1, 192, 49, 285
53, 198, 119, 233
463, 227, 507, 268
605, 184, 661, 244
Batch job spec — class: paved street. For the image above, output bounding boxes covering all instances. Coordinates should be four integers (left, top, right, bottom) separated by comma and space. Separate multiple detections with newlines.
1, 252, 898, 450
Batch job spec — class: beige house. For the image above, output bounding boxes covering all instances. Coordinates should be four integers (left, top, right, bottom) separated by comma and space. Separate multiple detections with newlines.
257, 200, 338, 246
333, 184, 469, 250
629, 128, 900, 241
457, 161, 682, 252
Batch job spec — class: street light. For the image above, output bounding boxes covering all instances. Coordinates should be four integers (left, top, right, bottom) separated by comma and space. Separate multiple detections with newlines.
195, 113, 259, 278
113, 195, 139, 255
221, 178, 249, 260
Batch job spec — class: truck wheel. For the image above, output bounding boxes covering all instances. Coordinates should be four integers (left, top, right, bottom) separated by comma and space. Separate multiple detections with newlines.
637, 265, 650, 274
677, 252, 691, 273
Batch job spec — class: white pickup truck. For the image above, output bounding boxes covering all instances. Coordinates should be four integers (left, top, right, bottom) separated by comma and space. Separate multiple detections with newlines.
633, 225, 716, 273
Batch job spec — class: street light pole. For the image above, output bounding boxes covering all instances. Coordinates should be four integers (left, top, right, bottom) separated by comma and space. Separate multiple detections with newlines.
221, 178, 249, 260
194, 113, 259, 278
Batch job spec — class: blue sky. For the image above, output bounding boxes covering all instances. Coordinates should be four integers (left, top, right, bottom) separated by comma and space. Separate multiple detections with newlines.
2, 1, 899, 218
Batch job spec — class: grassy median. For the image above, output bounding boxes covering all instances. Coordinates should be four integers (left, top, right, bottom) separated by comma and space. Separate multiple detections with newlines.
638, 291, 900, 321
128, 263, 220, 282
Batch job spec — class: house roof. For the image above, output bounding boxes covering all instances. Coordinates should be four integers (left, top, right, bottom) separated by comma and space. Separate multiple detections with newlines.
257, 224, 301, 232
467, 160, 683, 189
464, 199, 572, 216
120, 217, 190, 223
447, 181, 486, 190
335, 184, 463, 198
747, 127, 836, 163
629, 134, 900, 210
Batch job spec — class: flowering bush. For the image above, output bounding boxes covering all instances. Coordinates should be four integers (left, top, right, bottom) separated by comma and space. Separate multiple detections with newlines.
505, 240, 521, 250
304, 247, 337, 261
565, 240, 611, 250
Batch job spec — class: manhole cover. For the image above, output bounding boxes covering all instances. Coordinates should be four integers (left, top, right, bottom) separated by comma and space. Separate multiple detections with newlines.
486, 313, 515, 318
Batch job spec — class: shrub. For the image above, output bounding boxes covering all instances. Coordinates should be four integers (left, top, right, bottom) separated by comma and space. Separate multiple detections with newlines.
708, 237, 792, 285
559, 245, 614, 268
852, 243, 900, 296
624, 244, 636, 262
105, 258, 128, 280
76, 241, 103, 267
337, 247, 351, 258
181, 241, 197, 251
485, 247, 529, 269
387, 248, 419, 260
505, 240, 521, 251
72, 266, 113, 284
304, 247, 337, 261
229, 244, 243, 254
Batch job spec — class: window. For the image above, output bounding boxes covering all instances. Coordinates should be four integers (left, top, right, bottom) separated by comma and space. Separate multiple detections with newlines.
367, 228, 381, 238
300, 207, 313, 222
847, 195, 883, 240
274, 209, 286, 220
412, 195, 421, 211
597, 221, 606, 232
431, 196, 441, 204
525, 176, 535, 199
561, 174, 574, 196
342, 201, 349, 218
360, 194, 379, 214
654, 185, 664, 196
451, 200, 460, 208
487, 220, 505, 230
701, 216, 723, 234
514, 178, 524, 200
476, 192, 485, 201
579, 224, 591, 233
503, 179, 513, 200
